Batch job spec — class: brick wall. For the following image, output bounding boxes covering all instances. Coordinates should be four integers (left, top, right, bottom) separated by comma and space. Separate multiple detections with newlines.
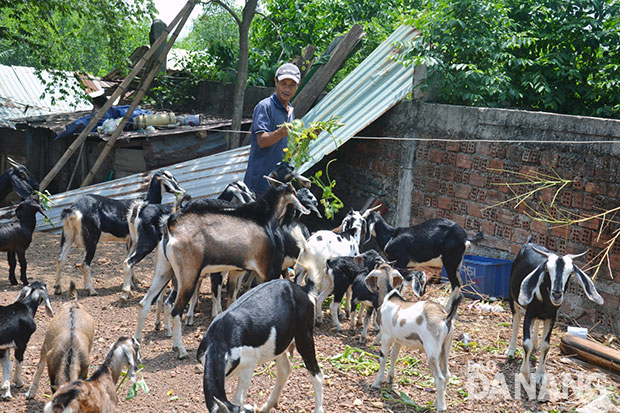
330, 100, 620, 333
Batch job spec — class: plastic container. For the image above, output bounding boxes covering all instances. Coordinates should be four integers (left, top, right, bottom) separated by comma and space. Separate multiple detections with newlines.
131, 112, 177, 129
441, 255, 513, 299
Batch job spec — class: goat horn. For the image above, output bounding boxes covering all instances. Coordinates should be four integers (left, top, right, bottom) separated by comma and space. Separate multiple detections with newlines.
7, 157, 21, 168
566, 250, 588, 260
531, 246, 551, 258
263, 175, 285, 187
213, 397, 230, 413
362, 204, 381, 218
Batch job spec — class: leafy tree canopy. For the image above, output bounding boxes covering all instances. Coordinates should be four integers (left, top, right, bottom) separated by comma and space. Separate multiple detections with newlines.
0, 0, 155, 76
400, 0, 620, 118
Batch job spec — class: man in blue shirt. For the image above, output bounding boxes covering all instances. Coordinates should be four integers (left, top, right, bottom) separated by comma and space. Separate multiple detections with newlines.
244, 63, 301, 195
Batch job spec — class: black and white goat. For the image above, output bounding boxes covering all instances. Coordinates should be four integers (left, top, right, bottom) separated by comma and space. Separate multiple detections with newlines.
506, 240, 604, 386
366, 264, 463, 412
0, 157, 39, 203
135, 180, 310, 359
27, 281, 95, 398
197, 279, 323, 413
54, 169, 184, 296
0, 196, 47, 285
293, 206, 378, 323
0, 281, 54, 400
43, 336, 141, 413
367, 212, 483, 290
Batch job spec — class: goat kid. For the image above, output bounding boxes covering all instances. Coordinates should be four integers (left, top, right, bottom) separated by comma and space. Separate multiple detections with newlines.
55, 169, 184, 296
293, 206, 379, 323
197, 279, 323, 413
27, 281, 95, 399
0, 157, 39, 203
366, 263, 463, 412
506, 240, 604, 387
0, 281, 54, 400
367, 212, 483, 290
43, 336, 141, 413
0, 196, 47, 285
135, 181, 310, 359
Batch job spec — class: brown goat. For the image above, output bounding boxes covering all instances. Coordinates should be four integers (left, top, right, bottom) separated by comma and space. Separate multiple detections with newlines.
27, 282, 95, 399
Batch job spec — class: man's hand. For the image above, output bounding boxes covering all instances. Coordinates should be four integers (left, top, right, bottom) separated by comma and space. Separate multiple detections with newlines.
256, 125, 289, 148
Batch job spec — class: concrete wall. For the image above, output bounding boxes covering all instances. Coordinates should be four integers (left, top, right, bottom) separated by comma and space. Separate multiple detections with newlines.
332, 100, 620, 334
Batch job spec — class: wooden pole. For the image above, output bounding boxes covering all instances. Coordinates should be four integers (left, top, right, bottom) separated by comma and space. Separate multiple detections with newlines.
39, 0, 196, 191
80, 2, 195, 187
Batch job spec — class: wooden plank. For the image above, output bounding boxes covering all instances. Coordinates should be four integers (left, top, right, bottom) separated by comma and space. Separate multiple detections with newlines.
560, 333, 620, 374
292, 24, 365, 118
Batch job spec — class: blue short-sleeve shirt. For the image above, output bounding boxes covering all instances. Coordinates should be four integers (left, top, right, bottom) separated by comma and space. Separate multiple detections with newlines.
243, 93, 294, 195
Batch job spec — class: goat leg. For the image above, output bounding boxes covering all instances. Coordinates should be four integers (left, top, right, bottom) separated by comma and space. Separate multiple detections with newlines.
0, 350, 11, 400
26, 350, 46, 399
7, 251, 17, 285
260, 353, 292, 412
17, 250, 28, 285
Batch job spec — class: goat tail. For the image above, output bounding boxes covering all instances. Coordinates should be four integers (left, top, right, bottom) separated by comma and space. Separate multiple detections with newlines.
161, 217, 171, 261
467, 231, 484, 246
444, 287, 463, 330
290, 225, 307, 252
61, 208, 83, 246
127, 200, 146, 243
69, 280, 78, 301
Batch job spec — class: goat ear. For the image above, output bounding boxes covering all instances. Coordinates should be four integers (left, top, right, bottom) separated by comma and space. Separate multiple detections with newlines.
122, 345, 137, 383
573, 266, 604, 305
365, 272, 379, 292
353, 255, 364, 265
390, 270, 404, 291
43, 295, 54, 318
213, 397, 231, 413
517, 263, 546, 306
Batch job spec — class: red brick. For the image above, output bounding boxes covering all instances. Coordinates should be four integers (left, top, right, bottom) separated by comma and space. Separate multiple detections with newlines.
572, 191, 584, 208
468, 204, 484, 218
456, 154, 472, 169
585, 182, 606, 195
494, 238, 510, 252
531, 219, 548, 234
512, 228, 530, 244
438, 196, 452, 210
429, 149, 443, 163
469, 172, 485, 187
488, 159, 504, 171
446, 141, 460, 152
486, 190, 504, 204
551, 225, 570, 238
481, 220, 495, 236
412, 191, 425, 205
454, 184, 470, 199
579, 217, 599, 230
452, 215, 466, 227
509, 243, 522, 255
498, 209, 513, 225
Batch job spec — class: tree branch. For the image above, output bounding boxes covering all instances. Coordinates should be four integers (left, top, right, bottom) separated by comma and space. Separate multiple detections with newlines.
210, 0, 241, 26
256, 11, 289, 60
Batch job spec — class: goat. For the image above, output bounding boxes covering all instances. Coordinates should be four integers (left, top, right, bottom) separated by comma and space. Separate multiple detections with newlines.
134, 180, 310, 359
0, 196, 47, 285
280, 187, 321, 273
323, 249, 386, 331
0, 281, 54, 400
367, 212, 483, 290
505, 239, 604, 387
365, 263, 463, 412
54, 169, 184, 296
27, 281, 95, 399
293, 206, 378, 323
197, 279, 323, 413
43, 336, 141, 413
0, 157, 39, 203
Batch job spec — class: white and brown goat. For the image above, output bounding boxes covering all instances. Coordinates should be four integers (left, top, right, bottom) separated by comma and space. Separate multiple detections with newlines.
27, 282, 95, 399
366, 263, 463, 412
43, 336, 141, 413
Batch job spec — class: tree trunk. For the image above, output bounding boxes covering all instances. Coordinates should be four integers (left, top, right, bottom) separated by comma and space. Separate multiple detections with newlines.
229, 0, 258, 149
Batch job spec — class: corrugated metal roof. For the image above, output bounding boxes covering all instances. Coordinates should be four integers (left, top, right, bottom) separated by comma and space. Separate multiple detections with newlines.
0, 146, 250, 231
0, 65, 96, 124
298, 24, 418, 173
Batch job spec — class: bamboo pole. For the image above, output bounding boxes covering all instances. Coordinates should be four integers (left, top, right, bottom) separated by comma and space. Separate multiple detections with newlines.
80, 1, 195, 187
39, 0, 196, 191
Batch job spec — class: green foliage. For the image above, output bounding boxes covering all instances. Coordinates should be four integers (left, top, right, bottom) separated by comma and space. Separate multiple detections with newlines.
281, 118, 343, 167
310, 160, 344, 220
400, 0, 620, 118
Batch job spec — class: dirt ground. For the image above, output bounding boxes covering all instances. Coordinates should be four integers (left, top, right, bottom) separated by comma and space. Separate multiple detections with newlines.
1, 232, 618, 413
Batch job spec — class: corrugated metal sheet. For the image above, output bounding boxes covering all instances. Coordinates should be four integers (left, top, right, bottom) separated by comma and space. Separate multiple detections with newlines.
298, 24, 418, 173
0, 65, 94, 123
0, 146, 250, 231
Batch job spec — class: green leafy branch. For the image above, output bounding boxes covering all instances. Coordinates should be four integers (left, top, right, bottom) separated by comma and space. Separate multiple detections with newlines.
117, 365, 149, 401
34, 190, 54, 227
281, 117, 344, 168
309, 159, 343, 220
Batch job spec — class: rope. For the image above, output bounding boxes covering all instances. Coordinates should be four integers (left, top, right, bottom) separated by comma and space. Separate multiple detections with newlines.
205, 128, 620, 144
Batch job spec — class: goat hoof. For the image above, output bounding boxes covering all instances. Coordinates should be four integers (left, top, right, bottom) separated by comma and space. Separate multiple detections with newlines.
21, 279, 28, 286
154, 321, 161, 331
53, 285, 62, 295
88, 289, 98, 296
0, 393, 12, 401
13, 380, 23, 389
175, 349, 189, 360
9, 277, 18, 286
119, 292, 131, 304
371, 382, 382, 390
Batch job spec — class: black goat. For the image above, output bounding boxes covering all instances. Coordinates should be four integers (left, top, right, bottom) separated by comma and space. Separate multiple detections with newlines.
197, 279, 323, 413
367, 212, 483, 290
506, 239, 603, 387
134, 181, 310, 359
0, 158, 39, 203
0, 281, 54, 400
0, 196, 47, 285
54, 169, 184, 296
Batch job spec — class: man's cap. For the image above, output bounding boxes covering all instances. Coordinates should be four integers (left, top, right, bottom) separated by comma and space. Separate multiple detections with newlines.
275, 63, 301, 84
